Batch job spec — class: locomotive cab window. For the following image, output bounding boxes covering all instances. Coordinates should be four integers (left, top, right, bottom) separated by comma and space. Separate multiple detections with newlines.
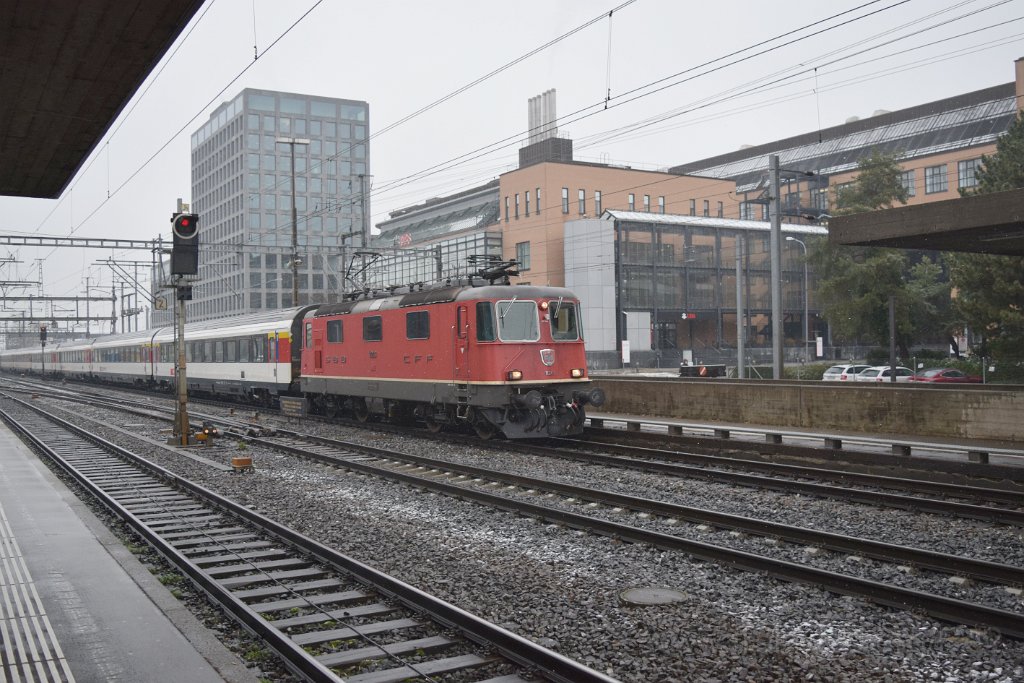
496, 299, 539, 341
305, 322, 313, 348
475, 302, 495, 341
550, 301, 581, 341
406, 311, 429, 340
363, 315, 382, 341
327, 320, 343, 343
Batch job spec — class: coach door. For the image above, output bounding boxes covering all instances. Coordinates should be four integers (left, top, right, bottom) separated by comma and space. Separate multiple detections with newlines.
454, 305, 469, 380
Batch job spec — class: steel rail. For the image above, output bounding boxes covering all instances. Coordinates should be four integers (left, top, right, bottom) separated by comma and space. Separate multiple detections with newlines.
1, 395, 620, 683
273, 431, 1024, 587
244, 431, 1024, 639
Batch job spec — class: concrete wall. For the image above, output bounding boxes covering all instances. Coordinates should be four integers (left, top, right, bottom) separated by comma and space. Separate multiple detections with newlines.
592, 377, 1024, 442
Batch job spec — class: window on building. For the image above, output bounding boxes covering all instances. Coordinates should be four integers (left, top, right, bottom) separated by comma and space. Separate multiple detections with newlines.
958, 158, 981, 189
406, 311, 430, 340
689, 199, 696, 216
628, 193, 635, 211
561, 187, 569, 213
505, 196, 510, 222
362, 315, 382, 341
925, 165, 948, 194
702, 200, 709, 217
515, 193, 520, 219
900, 170, 916, 197
536, 188, 541, 215
578, 188, 585, 215
525, 190, 530, 216
717, 201, 724, 218
516, 241, 531, 271
595, 190, 602, 215
659, 196, 666, 214
642, 194, 650, 212
327, 319, 343, 343
739, 202, 755, 220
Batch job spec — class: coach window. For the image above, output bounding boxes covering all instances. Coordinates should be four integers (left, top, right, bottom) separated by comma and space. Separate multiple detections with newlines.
269, 337, 278, 363
204, 341, 214, 362
239, 338, 250, 362
225, 340, 238, 362
305, 322, 313, 349
496, 300, 539, 341
475, 302, 496, 341
186, 343, 194, 363
214, 341, 224, 363
363, 316, 383, 341
252, 336, 266, 363
406, 311, 429, 340
327, 320, 343, 343
550, 301, 580, 341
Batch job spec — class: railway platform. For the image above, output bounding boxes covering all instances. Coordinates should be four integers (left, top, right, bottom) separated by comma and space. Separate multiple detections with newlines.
0, 421, 253, 683
586, 411, 1024, 470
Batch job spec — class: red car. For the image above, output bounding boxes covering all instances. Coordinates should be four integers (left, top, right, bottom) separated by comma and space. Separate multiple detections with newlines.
910, 368, 983, 383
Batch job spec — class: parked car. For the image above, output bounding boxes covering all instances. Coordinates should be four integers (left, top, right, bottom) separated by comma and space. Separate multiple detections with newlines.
854, 365, 915, 382
822, 364, 873, 381
909, 367, 983, 383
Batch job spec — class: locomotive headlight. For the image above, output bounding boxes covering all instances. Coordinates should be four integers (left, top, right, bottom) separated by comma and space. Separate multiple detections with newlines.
507, 370, 523, 381
570, 368, 584, 378
539, 301, 549, 310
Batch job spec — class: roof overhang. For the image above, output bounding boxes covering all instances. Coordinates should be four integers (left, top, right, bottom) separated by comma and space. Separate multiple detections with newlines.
828, 188, 1024, 256
0, 0, 205, 199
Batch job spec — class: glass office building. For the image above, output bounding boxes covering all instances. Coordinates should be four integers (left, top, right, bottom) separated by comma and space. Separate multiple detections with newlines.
156, 89, 369, 325
566, 212, 826, 369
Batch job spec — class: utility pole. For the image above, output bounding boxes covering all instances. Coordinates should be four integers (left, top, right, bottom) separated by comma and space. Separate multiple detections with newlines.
769, 155, 783, 379
277, 137, 309, 306
735, 235, 745, 379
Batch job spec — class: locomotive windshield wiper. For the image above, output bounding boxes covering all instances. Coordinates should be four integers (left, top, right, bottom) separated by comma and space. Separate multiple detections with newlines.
552, 296, 563, 318
499, 297, 517, 320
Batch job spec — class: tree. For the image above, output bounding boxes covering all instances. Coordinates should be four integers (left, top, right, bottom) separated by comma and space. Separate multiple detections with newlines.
832, 149, 909, 212
808, 150, 951, 357
946, 112, 1024, 361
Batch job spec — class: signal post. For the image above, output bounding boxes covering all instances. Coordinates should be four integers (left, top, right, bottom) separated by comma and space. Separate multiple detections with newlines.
170, 210, 198, 446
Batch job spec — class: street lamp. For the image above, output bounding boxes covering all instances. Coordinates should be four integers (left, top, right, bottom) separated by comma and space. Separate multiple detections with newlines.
786, 236, 809, 361
277, 137, 310, 307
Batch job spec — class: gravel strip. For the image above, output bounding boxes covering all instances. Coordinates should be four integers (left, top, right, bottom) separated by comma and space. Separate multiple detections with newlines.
30, 394, 1024, 682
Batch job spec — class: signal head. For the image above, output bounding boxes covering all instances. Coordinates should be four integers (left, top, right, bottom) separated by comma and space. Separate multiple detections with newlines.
172, 212, 199, 239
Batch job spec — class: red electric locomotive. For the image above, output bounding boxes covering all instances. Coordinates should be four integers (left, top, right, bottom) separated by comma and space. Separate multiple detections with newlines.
299, 265, 604, 438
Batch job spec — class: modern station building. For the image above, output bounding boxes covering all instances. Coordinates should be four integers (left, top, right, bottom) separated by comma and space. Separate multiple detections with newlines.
374, 61, 1024, 368
155, 88, 370, 325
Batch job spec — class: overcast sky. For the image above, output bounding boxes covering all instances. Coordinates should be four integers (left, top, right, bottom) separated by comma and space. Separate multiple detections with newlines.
2, 0, 1022, 324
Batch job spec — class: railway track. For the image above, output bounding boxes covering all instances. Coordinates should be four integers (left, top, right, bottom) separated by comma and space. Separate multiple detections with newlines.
9, 377, 1022, 524
0, 393, 619, 683
220, 426, 1024, 639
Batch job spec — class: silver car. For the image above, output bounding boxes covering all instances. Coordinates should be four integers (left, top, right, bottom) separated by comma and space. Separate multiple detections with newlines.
822, 364, 872, 381
854, 365, 915, 382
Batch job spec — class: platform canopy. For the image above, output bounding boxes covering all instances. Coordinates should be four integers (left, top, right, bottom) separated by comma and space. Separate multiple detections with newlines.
828, 188, 1024, 256
0, 0, 204, 198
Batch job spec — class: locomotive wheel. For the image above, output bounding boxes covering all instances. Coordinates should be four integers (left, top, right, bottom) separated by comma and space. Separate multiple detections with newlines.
353, 399, 370, 423
324, 399, 339, 419
471, 414, 497, 440
424, 415, 442, 434
473, 420, 497, 440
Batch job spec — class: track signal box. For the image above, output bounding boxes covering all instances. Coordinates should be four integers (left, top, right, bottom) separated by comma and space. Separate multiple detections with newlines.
171, 212, 199, 275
